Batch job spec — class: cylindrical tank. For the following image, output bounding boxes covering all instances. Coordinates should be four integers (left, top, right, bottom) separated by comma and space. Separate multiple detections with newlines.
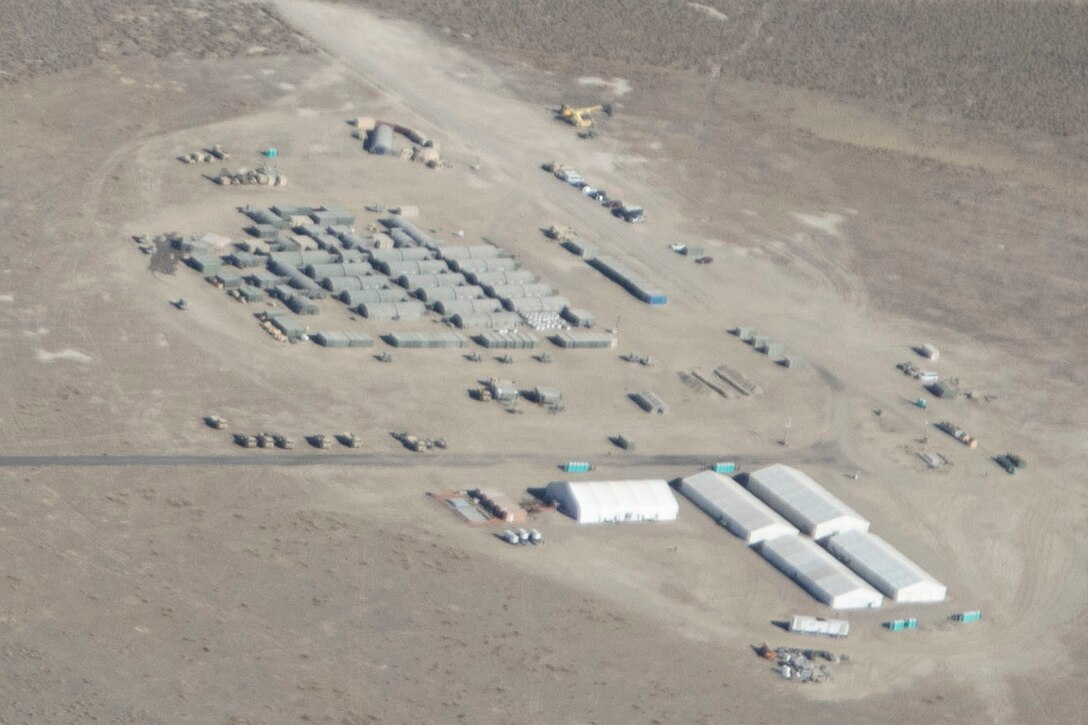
434, 298, 503, 317
439, 245, 501, 261
344, 288, 410, 307
378, 259, 449, 276
388, 229, 416, 248
397, 272, 464, 290
306, 262, 373, 279
371, 247, 433, 263
487, 283, 555, 300
368, 124, 395, 155
417, 285, 485, 304
359, 300, 426, 321
323, 275, 381, 292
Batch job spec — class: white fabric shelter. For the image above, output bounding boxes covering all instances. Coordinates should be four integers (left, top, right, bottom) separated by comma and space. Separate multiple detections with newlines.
747, 464, 870, 540
824, 530, 948, 603
678, 470, 798, 544
759, 535, 884, 610
545, 480, 678, 524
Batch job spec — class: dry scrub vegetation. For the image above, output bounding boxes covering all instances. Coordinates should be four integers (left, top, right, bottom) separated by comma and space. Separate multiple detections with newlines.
350, 0, 1088, 135
736, 1, 1088, 136
349, 0, 756, 71
7, 0, 1085, 134
0, 0, 313, 86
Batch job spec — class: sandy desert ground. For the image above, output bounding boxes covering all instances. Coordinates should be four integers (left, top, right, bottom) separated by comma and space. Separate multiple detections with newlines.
0, 1, 1086, 723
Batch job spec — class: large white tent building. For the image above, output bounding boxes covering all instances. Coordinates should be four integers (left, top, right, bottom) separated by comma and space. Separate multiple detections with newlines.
824, 530, 948, 603
746, 464, 870, 540
759, 535, 884, 609
677, 470, 799, 545
545, 480, 678, 524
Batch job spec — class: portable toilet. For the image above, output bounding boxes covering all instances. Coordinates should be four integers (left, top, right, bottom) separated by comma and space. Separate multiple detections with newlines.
884, 618, 918, 632
951, 610, 982, 623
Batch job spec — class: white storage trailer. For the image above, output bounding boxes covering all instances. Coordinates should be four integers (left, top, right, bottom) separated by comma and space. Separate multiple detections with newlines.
677, 471, 798, 545
545, 480, 678, 524
746, 464, 870, 540
759, 535, 883, 610
789, 615, 850, 638
823, 530, 947, 603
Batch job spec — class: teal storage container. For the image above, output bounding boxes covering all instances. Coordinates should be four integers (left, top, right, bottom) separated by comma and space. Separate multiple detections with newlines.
952, 611, 982, 623
884, 618, 918, 631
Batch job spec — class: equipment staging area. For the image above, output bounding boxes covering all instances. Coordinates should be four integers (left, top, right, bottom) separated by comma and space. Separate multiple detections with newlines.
2, 1, 1085, 722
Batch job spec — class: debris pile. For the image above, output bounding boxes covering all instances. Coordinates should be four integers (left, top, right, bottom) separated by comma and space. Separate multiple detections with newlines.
545, 225, 577, 242
255, 312, 288, 343
213, 165, 287, 187
179, 145, 230, 164
755, 643, 841, 684
621, 352, 657, 367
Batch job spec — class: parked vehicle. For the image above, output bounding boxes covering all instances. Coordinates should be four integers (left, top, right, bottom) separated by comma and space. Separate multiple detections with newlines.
614, 205, 645, 223
204, 415, 228, 430
995, 453, 1027, 474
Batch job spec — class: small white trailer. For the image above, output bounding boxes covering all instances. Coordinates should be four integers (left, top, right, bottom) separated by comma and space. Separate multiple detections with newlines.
789, 615, 850, 638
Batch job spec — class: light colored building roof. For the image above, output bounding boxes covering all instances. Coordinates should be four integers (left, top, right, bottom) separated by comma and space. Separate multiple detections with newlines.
746, 464, 870, 540
545, 480, 678, 524
824, 530, 947, 603
760, 535, 883, 610
678, 471, 798, 544
196, 232, 233, 248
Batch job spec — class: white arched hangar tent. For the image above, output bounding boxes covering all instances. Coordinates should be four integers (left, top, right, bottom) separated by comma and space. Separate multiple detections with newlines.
545, 480, 679, 524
